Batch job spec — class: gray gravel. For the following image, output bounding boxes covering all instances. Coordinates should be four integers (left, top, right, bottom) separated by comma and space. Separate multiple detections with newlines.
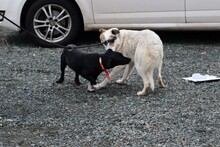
0, 28, 220, 147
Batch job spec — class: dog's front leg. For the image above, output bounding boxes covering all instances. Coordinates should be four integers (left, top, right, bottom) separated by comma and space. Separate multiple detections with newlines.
94, 65, 126, 89
87, 77, 97, 92
116, 62, 135, 84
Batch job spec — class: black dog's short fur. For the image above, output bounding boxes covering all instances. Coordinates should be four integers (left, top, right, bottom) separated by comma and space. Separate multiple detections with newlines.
56, 44, 131, 91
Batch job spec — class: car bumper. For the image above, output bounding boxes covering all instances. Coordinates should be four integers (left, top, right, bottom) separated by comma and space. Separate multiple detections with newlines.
0, 12, 20, 31
0, 11, 5, 21
0, 0, 26, 31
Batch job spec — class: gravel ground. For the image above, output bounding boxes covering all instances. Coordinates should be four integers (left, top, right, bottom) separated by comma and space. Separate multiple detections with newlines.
0, 28, 220, 147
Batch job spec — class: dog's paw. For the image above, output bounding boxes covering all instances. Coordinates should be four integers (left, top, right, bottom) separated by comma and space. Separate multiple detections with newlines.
116, 79, 125, 84
87, 84, 96, 92
159, 82, 166, 88
137, 91, 147, 96
158, 77, 166, 88
93, 84, 101, 89
94, 84, 103, 89
56, 79, 63, 84
159, 84, 166, 88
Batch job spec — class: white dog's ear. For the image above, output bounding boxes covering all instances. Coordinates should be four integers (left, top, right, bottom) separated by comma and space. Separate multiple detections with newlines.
99, 28, 107, 34
111, 28, 119, 35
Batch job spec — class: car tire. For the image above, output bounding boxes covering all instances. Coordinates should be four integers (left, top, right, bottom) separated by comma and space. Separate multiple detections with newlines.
25, 0, 82, 47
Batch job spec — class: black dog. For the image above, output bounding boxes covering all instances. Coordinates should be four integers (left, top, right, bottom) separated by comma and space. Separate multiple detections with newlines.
56, 44, 131, 91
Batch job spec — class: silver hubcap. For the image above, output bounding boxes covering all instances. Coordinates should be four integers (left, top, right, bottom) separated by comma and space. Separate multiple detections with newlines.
33, 4, 72, 43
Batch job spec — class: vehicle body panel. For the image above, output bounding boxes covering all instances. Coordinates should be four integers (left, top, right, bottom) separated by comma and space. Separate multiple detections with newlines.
92, 0, 185, 24
0, 0, 26, 31
1, 0, 220, 32
75, 0, 94, 24
186, 0, 220, 23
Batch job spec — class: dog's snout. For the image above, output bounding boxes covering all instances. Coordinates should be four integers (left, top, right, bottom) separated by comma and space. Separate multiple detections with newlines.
103, 41, 108, 46
103, 36, 117, 45
112, 36, 117, 40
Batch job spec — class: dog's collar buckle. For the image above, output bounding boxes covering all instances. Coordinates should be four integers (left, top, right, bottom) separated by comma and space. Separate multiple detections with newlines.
99, 57, 110, 80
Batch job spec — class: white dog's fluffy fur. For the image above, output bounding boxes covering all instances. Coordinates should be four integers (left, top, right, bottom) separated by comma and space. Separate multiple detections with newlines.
95, 28, 165, 96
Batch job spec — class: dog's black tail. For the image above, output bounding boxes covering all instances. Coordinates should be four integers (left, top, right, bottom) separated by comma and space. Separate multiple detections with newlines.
64, 44, 78, 51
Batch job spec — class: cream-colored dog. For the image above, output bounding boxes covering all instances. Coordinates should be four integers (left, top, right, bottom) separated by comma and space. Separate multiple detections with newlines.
95, 28, 165, 96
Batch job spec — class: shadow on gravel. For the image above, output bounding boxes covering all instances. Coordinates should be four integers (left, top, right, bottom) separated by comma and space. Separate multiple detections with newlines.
158, 31, 220, 45
0, 29, 100, 48
1, 28, 220, 47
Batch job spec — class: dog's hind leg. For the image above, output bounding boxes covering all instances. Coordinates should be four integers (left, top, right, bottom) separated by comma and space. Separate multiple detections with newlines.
75, 73, 81, 85
56, 54, 67, 84
157, 61, 165, 88
147, 70, 155, 91
137, 69, 154, 96
116, 62, 135, 84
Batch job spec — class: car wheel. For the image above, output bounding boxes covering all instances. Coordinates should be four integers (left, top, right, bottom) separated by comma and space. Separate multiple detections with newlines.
25, 0, 82, 47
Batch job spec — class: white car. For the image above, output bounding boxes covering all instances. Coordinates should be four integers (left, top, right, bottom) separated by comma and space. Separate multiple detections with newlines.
1, 0, 220, 46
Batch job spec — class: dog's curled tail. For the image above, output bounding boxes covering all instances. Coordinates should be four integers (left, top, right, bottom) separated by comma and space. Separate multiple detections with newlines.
64, 44, 77, 51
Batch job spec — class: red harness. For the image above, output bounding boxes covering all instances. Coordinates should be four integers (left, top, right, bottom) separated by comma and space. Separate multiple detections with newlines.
99, 57, 110, 79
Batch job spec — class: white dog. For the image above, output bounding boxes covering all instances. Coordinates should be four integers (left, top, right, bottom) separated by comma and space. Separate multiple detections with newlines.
95, 28, 165, 96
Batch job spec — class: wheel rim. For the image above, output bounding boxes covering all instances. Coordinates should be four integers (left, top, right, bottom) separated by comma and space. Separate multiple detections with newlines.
33, 4, 72, 43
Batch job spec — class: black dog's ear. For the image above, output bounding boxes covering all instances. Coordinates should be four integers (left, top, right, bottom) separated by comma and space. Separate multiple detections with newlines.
105, 49, 113, 54
104, 50, 113, 68
106, 58, 112, 69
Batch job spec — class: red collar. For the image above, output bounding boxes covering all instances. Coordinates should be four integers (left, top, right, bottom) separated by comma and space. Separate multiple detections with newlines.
99, 57, 110, 79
